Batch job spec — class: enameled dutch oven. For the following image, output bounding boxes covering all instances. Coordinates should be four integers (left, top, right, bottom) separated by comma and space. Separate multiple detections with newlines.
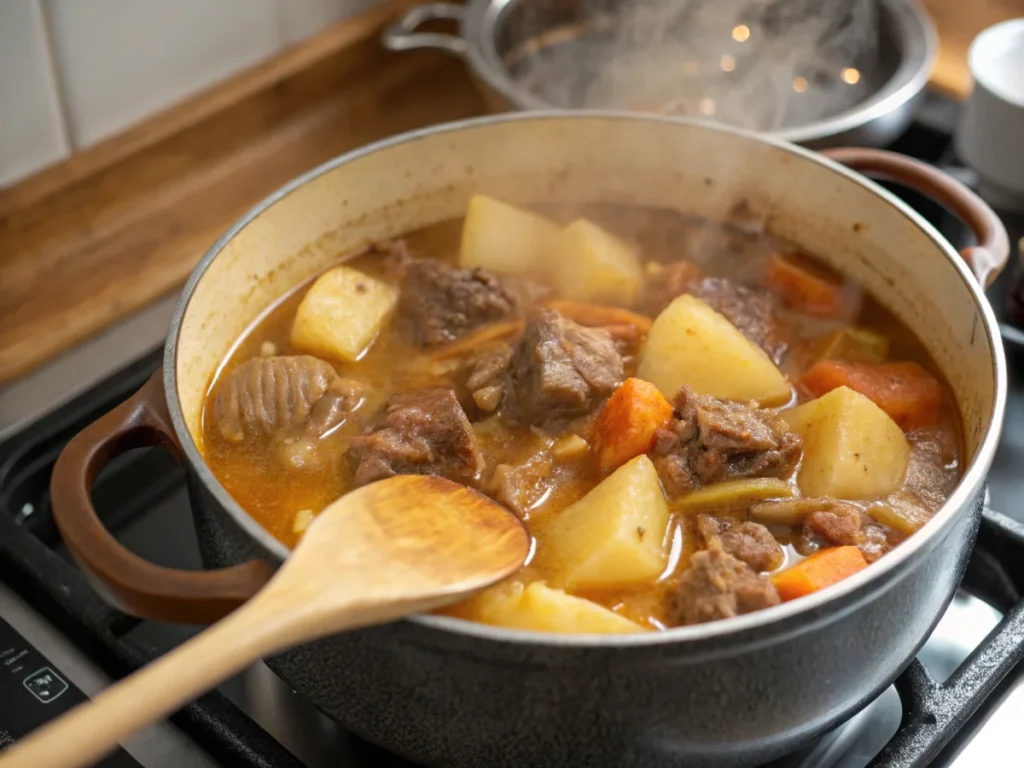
50, 113, 1010, 768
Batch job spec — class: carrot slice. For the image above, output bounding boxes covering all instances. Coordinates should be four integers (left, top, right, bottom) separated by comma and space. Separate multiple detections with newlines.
593, 378, 674, 473
765, 252, 847, 317
771, 546, 868, 602
429, 320, 524, 360
800, 360, 945, 429
545, 300, 653, 334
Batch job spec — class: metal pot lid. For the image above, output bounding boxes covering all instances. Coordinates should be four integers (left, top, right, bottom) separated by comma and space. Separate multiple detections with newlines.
389, 0, 937, 145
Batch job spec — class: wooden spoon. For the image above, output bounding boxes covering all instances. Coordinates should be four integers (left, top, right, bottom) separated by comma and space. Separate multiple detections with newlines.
0, 475, 530, 768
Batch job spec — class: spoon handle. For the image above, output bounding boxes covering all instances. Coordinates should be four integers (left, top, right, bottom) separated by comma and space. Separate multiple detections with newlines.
0, 578, 449, 768
0, 600, 278, 768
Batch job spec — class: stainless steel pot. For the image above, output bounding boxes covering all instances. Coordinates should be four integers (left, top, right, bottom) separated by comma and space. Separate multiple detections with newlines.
383, 0, 937, 148
51, 113, 1010, 767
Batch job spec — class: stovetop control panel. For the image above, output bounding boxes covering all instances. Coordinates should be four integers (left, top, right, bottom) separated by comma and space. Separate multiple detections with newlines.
0, 617, 142, 767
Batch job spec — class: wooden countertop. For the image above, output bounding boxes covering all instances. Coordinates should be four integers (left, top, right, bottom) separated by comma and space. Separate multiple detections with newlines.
0, 1, 486, 384
0, 0, 1020, 384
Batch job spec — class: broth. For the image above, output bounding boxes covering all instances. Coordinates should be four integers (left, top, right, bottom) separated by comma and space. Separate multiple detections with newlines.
201, 202, 962, 631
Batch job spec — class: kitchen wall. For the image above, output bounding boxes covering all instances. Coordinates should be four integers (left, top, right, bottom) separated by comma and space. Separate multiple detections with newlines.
0, 0, 380, 188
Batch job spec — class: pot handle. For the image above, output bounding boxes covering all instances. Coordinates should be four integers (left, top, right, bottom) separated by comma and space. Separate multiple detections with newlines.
50, 371, 273, 625
382, 3, 468, 56
822, 147, 1011, 287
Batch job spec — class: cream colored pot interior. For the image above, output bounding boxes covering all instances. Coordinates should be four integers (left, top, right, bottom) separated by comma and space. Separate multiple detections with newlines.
175, 115, 996, 462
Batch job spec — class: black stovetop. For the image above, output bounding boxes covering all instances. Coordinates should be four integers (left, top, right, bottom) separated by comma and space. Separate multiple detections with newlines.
1, 92, 1024, 768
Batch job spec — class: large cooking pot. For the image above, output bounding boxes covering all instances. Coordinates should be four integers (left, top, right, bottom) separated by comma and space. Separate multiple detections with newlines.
50, 113, 1010, 768
382, 0, 937, 148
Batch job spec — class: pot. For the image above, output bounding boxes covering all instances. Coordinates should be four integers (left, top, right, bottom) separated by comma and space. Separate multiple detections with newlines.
382, 0, 937, 148
51, 113, 1009, 767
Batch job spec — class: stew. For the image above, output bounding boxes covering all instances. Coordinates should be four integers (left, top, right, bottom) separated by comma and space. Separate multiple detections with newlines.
201, 196, 962, 633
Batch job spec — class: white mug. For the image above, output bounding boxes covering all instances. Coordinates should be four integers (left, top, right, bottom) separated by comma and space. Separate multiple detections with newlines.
955, 18, 1024, 210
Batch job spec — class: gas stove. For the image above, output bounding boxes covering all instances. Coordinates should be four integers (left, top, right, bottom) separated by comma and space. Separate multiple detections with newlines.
1, 92, 1023, 768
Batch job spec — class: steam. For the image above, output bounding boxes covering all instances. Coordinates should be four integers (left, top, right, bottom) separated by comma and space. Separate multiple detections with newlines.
507, 0, 879, 132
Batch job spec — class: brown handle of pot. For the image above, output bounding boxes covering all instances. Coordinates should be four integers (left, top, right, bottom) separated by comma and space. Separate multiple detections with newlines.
823, 147, 1011, 288
50, 371, 273, 625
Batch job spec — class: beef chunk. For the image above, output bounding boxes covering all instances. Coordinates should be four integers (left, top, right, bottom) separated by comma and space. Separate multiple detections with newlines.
348, 388, 485, 487
398, 260, 518, 346
490, 453, 555, 519
697, 516, 783, 572
467, 345, 513, 390
804, 502, 896, 563
665, 540, 780, 625
213, 356, 363, 443
652, 387, 801, 496
690, 278, 789, 362
466, 343, 513, 414
507, 309, 624, 425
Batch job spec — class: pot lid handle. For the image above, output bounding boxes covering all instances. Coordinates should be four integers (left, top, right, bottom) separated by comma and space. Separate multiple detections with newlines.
382, 3, 468, 57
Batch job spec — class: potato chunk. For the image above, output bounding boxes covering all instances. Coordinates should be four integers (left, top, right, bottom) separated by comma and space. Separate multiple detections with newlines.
783, 386, 909, 499
291, 266, 397, 362
459, 195, 560, 277
468, 582, 646, 634
552, 219, 643, 306
636, 294, 791, 405
538, 455, 669, 590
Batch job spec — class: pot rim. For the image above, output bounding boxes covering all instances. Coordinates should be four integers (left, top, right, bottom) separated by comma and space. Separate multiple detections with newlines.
165, 110, 1006, 647
460, 0, 936, 145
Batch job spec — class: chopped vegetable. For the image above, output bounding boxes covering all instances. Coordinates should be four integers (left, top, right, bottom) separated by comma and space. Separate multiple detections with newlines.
545, 300, 653, 334
765, 252, 848, 317
750, 497, 864, 527
811, 327, 889, 365
429, 320, 523, 360
750, 497, 817, 526
291, 266, 398, 362
637, 294, 792, 405
552, 434, 590, 461
538, 455, 670, 590
552, 219, 644, 306
675, 478, 796, 515
467, 581, 647, 634
783, 386, 909, 499
473, 385, 504, 412
800, 360, 945, 429
594, 378, 674, 473
460, 195, 560, 276
867, 496, 930, 537
770, 546, 868, 601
